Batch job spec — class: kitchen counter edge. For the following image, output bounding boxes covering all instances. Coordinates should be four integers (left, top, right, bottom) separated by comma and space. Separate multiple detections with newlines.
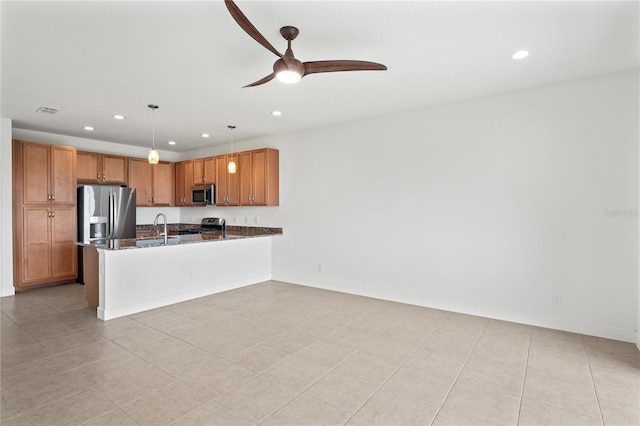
77, 227, 283, 250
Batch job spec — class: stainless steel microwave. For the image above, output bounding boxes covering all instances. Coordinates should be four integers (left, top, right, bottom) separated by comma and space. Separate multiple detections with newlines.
192, 184, 215, 205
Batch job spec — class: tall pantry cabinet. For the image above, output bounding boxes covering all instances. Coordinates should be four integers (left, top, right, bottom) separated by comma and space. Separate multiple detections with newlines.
12, 140, 78, 291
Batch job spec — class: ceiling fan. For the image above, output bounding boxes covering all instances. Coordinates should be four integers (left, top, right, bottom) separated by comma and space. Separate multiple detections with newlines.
224, 0, 387, 87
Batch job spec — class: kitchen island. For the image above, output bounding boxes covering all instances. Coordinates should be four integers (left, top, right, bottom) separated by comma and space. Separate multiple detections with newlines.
81, 227, 282, 320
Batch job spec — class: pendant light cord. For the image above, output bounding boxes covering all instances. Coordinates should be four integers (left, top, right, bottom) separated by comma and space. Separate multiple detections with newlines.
152, 108, 155, 150
228, 125, 236, 155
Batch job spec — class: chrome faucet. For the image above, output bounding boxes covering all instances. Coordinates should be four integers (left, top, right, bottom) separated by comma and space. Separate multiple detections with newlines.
153, 213, 168, 244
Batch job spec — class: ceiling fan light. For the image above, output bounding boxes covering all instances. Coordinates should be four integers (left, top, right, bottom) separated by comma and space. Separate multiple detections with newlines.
512, 50, 529, 60
277, 70, 302, 84
148, 149, 159, 164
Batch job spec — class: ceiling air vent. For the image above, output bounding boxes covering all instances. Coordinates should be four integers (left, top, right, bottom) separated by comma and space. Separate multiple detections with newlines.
36, 106, 59, 114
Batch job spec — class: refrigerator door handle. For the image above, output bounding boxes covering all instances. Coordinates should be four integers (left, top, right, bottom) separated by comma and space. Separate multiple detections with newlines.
113, 191, 119, 238
108, 192, 114, 239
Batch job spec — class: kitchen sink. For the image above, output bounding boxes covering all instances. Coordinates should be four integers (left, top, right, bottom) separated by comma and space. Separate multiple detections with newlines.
135, 236, 181, 247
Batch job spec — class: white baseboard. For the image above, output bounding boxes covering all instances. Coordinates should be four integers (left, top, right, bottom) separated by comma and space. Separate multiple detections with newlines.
273, 274, 637, 344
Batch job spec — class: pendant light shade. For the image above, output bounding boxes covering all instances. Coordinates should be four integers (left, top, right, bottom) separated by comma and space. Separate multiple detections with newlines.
148, 149, 159, 164
148, 104, 159, 164
227, 125, 236, 174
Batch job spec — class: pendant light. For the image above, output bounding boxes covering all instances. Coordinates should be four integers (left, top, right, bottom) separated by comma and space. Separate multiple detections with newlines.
227, 125, 237, 174
147, 104, 159, 164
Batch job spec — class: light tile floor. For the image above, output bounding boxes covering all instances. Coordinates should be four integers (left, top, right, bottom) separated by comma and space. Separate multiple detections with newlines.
1, 281, 638, 425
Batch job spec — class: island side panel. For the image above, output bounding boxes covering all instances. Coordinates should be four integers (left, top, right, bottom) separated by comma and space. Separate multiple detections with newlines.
97, 237, 272, 320
83, 246, 99, 310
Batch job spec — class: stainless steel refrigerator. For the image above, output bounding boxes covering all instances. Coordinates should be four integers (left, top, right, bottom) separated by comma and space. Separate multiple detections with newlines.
78, 185, 136, 241
77, 185, 136, 283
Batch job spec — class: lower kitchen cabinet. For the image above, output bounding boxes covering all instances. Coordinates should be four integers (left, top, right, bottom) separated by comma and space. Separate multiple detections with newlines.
19, 206, 77, 288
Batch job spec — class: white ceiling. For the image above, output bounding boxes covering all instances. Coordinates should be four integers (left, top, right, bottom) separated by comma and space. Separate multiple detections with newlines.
2, 1, 638, 152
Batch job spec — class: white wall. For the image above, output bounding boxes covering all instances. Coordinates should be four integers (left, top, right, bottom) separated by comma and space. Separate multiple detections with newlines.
1, 118, 15, 296
266, 70, 639, 342
4, 71, 639, 345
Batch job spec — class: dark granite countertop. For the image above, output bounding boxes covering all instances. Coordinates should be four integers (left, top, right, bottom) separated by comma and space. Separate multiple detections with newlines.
79, 226, 282, 250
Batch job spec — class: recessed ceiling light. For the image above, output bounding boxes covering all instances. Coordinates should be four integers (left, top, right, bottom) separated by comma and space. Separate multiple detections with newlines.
512, 50, 529, 60
168, 141, 176, 145
201, 133, 210, 138
83, 126, 94, 131
113, 114, 125, 120
272, 110, 282, 116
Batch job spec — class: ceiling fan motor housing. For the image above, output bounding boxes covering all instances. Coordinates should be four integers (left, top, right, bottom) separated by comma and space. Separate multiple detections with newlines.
274, 57, 304, 77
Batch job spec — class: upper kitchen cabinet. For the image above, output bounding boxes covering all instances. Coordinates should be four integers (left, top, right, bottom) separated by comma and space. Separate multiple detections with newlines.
128, 158, 175, 206
19, 141, 76, 205
239, 148, 279, 206
215, 154, 239, 206
193, 157, 216, 185
77, 151, 127, 185
175, 160, 194, 206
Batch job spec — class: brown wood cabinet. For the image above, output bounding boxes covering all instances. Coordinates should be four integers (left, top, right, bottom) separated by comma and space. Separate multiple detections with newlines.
21, 142, 76, 205
77, 151, 127, 184
128, 158, 174, 206
215, 154, 239, 206
12, 140, 77, 291
193, 157, 216, 185
238, 148, 279, 206
175, 160, 194, 206
22, 206, 77, 283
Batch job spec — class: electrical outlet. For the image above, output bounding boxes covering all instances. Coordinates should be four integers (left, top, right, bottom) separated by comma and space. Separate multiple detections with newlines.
255, 217, 260, 224
318, 264, 324, 273
552, 292, 562, 304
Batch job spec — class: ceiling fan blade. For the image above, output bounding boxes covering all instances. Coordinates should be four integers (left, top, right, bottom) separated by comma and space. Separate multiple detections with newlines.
243, 73, 275, 88
224, 0, 283, 58
303, 60, 387, 76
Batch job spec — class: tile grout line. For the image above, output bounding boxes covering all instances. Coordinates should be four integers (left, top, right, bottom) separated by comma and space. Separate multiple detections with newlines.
255, 308, 393, 425
197, 306, 378, 425
515, 326, 534, 425
581, 335, 606, 426
342, 311, 453, 426
427, 317, 491, 426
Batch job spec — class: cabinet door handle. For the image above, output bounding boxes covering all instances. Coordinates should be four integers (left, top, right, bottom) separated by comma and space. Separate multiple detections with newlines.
103, 174, 106, 180
97, 174, 101, 179
51, 212, 55, 217
148, 197, 151, 203
152, 198, 155, 204
51, 195, 55, 201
